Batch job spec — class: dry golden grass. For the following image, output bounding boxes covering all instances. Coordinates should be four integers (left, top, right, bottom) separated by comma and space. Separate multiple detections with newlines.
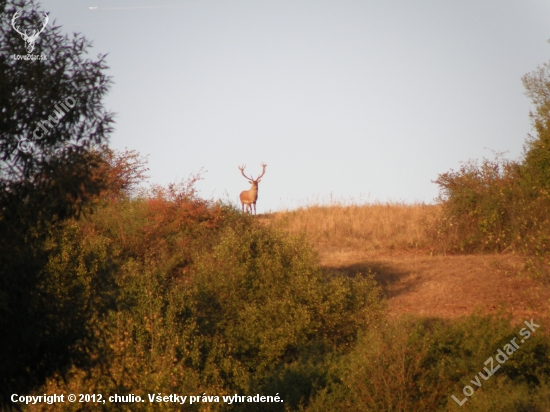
265, 202, 439, 253
262, 203, 550, 328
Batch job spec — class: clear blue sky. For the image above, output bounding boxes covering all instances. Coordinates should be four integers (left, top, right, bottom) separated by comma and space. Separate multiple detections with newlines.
37, 0, 550, 210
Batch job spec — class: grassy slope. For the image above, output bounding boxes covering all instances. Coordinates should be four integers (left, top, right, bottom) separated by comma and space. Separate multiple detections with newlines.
263, 204, 550, 327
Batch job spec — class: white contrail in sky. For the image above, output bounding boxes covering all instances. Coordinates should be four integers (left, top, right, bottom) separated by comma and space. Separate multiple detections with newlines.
90, 5, 188, 10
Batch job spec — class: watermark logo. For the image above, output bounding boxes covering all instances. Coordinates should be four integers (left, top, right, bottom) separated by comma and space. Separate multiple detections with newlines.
11, 11, 48, 54
17, 96, 77, 153
451, 319, 540, 406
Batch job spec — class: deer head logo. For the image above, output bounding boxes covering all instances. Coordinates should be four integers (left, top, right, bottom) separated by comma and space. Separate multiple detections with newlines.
11, 11, 49, 54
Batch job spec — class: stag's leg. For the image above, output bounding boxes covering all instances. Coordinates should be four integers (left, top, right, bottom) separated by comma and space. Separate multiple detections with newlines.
253, 203, 257, 215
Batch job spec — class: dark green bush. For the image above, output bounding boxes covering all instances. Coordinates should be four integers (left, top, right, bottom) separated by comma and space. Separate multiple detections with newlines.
305, 315, 550, 412
33, 189, 384, 411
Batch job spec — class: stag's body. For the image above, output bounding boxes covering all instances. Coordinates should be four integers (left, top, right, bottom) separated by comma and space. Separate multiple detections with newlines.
238, 163, 267, 215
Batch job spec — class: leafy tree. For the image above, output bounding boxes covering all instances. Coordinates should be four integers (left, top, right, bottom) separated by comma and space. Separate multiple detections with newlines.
522, 50, 550, 192
0, 0, 114, 406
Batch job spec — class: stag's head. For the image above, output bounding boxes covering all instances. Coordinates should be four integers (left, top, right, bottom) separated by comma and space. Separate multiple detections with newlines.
239, 162, 267, 189
11, 11, 49, 54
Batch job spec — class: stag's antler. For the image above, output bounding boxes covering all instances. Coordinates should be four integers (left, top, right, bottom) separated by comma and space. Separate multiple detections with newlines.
256, 162, 267, 180
238, 165, 253, 181
11, 11, 49, 53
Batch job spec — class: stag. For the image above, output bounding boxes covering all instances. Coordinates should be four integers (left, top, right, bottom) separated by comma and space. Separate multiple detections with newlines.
11, 11, 49, 54
238, 163, 267, 215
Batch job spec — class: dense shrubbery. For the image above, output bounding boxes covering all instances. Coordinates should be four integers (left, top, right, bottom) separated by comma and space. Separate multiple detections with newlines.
431, 155, 550, 267
431, 157, 523, 253
306, 316, 550, 411
32, 176, 384, 411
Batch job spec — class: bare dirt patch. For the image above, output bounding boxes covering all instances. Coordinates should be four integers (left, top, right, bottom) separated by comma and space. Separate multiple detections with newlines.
264, 204, 549, 328
321, 249, 550, 327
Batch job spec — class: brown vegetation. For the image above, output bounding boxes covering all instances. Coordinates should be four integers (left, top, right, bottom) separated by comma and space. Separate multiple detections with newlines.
264, 203, 550, 328
266, 203, 437, 252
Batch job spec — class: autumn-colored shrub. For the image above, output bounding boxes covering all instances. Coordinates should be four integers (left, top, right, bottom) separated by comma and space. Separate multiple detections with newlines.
91, 146, 150, 200
32, 173, 384, 411
430, 157, 523, 253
